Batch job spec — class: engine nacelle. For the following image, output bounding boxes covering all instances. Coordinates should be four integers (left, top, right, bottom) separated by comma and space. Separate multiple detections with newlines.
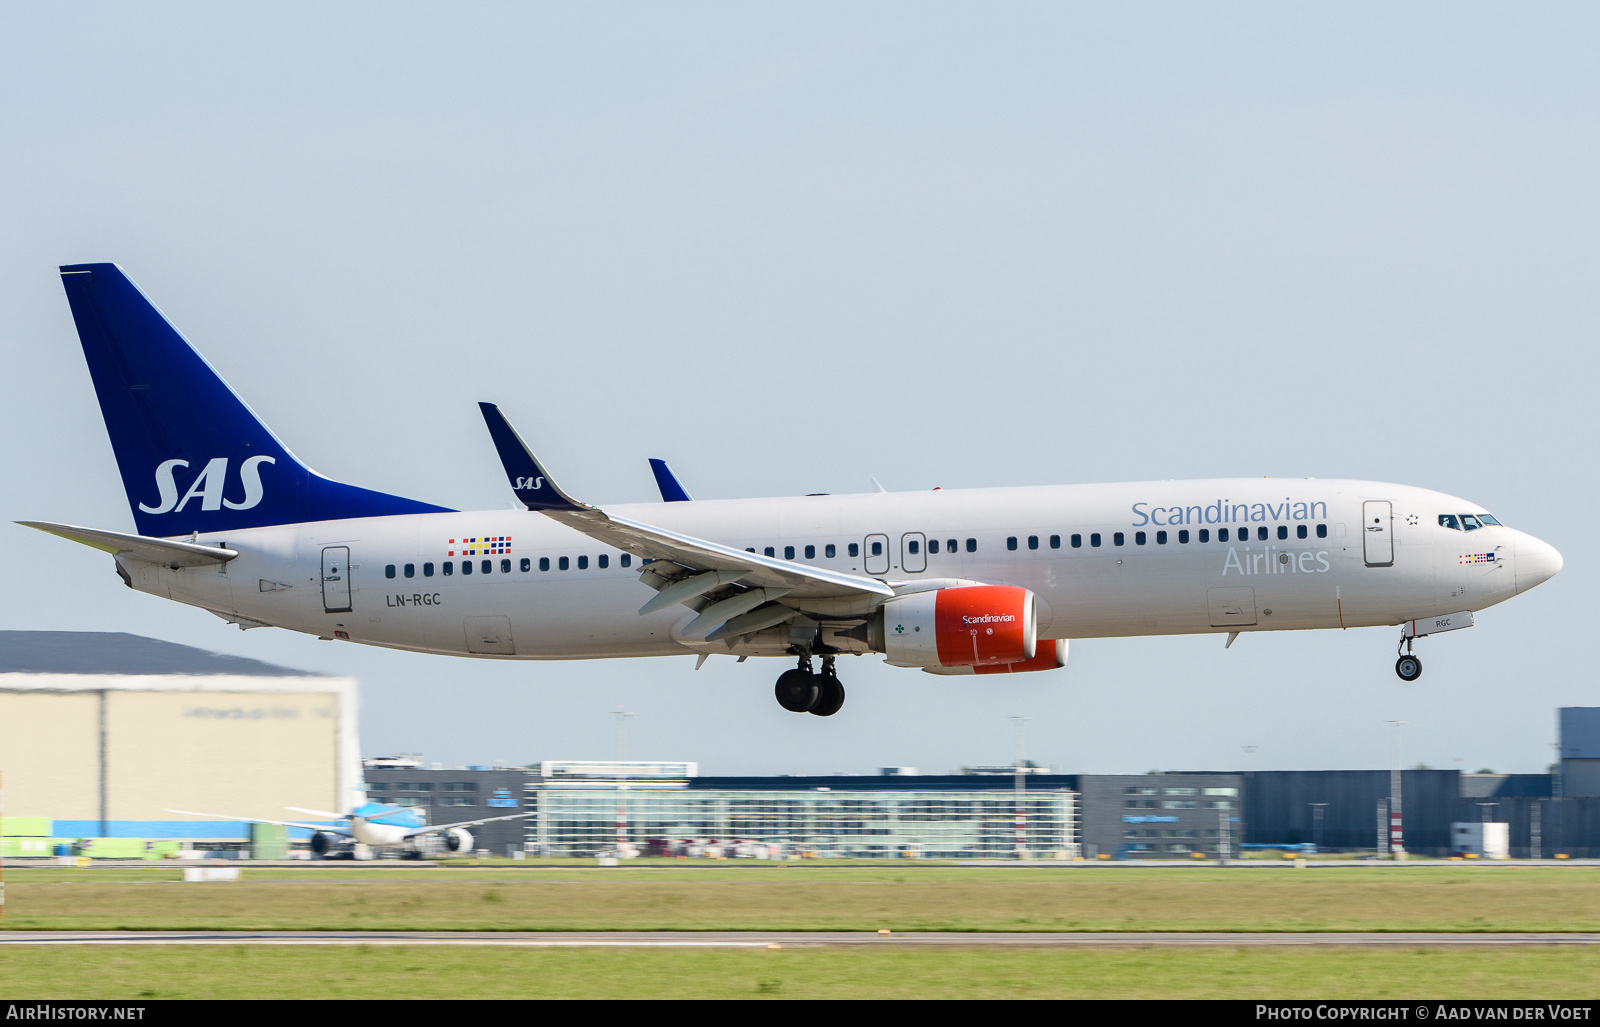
309, 831, 339, 856
923, 638, 1069, 675
881, 585, 1036, 669
443, 828, 473, 853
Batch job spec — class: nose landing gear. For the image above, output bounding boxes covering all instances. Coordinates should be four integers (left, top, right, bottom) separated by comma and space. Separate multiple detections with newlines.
1395, 633, 1422, 682
773, 654, 846, 715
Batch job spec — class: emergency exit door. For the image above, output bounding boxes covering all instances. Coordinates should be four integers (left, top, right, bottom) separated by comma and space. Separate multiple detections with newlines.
321, 546, 352, 612
1362, 501, 1393, 567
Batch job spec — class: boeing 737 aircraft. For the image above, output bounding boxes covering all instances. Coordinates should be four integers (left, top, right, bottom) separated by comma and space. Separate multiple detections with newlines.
166, 802, 532, 858
24, 264, 1563, 717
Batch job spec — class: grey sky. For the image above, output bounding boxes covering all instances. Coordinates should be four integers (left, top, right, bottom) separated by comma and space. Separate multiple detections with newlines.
2, 3, 1593, 776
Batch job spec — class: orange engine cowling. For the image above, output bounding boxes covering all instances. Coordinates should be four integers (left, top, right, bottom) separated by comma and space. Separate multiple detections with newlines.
881, 585, 1036, 669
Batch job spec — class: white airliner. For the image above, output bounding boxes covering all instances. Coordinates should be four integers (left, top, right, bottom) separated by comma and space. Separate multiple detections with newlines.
24, 264, 1563, 716
165, 802, 531, 858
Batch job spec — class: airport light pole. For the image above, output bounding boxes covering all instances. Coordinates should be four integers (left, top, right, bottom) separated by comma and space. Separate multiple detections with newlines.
1310, 803, 1327, 852
1011, 716, 1031, 860
1386, 721, 1406, 860
612, 707, 635, 856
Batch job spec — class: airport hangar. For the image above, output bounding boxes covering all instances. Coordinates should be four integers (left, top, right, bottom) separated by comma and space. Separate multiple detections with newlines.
4, 631, 1600, 859
0, 631, 359, 858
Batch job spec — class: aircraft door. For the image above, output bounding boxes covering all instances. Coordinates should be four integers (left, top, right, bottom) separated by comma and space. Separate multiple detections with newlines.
321, 546, 352, 613
863, 534, 890, 575
1362, 501, 1394, 567
901, 533, 927, 573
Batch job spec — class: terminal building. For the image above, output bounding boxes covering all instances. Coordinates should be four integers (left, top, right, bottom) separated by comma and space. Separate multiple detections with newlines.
6, 631, 1600, 860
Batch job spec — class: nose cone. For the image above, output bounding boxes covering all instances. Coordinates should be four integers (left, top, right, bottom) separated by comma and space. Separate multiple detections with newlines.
1515, 534, 1563, 594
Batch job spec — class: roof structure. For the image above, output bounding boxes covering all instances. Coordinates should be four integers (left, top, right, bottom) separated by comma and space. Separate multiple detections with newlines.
0, 631, 326, 678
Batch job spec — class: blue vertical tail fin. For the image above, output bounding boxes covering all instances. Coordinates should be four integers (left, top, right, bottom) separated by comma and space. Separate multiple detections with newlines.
59, 263, 451, 536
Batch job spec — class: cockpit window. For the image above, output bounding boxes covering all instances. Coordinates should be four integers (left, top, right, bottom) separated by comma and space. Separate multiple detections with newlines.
1478, 514, 1502, 526
1439, 514, 1460, 530
1461, 514, 1483, 531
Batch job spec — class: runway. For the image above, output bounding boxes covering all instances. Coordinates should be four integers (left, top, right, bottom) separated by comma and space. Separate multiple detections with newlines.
2, 931, 1597, 948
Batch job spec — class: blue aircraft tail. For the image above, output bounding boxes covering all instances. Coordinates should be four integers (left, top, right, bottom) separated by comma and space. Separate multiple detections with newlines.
59, 263, 452, 536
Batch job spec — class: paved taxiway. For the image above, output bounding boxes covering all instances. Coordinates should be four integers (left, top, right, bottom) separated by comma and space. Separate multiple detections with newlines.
3, 931, 1598, 948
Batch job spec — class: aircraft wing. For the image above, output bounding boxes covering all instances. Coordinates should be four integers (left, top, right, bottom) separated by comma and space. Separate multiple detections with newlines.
20, 521, 237, 567
478, 403, 894, 604
164, 809, 349, 835
400, 811, 534, 840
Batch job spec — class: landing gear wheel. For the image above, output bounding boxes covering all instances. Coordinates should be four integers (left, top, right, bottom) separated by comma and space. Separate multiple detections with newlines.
775, 668, 820, 712
1395, 655, 1422, 682
810, 672, 845, 717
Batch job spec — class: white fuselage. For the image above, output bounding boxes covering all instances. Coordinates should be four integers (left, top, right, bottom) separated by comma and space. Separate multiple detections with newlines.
119, 478, 1559, 661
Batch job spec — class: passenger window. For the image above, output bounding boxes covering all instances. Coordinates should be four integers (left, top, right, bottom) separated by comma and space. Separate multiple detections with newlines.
849, 543, 860, 557
1007, 537, 1018, 551
1090, 533, 1101, 548
1198, 530, 1209, 543
444, 562, 454, 576
908, 540, 919, 555
1461, 514, 1483, 531
1316, 524, 1327, 538
1028, 535, 1039, 550
764, 547, 775, 557
1257, 526, 1268, 541
424, 562, 434, 577
464, 560, 475, 575
1050, 535, 1060, 549
785, 546, 795, 560
746, 548, 756, 553
481, 560, 491, 574
1071, 534, 1082, 549
577, 555, 588, 569
966, 538, 976, 553
825, 544, 836, 558
1134, 531, 1146, 545
1277, 525, 1288, 540
539, 557, 550, 571
599, 554, 609, 569
1178, 530, 1188, 544
872, 541, 883, 556
404, 563, 415, 578
558, 556, 569, 571
520, 558, 531, 572
385, 564, 396, 579
946, 539, 957, 553
1297, 525, 1307, 540
804, 545, 815, 559
929, 540, 940, 554
1219, 529, 1229, 542
501, 559, 511, 574
1156, 530, 1167, 545
621, 554, 631, 567
1114, 532, 1125, 547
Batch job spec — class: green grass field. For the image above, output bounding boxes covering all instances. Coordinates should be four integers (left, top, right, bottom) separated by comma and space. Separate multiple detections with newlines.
2, 945, 1599, 999
6, 863, 1599, 998
5, 863, 1599, 933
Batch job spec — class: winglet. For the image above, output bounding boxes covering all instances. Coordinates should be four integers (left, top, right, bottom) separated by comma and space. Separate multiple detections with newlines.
648, 459, 693, 502
477, 403, 588, 512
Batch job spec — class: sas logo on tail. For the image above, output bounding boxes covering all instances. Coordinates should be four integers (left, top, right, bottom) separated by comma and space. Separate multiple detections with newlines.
514, 476, 545, 491
140, 456, 276, 514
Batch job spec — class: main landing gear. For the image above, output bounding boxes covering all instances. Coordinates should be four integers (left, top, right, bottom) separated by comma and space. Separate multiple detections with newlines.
1395, 633, 1422, 682
774, 654, 846, 716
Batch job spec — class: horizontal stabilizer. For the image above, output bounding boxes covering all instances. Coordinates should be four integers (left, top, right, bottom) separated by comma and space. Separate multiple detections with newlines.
19, 521, 237, 567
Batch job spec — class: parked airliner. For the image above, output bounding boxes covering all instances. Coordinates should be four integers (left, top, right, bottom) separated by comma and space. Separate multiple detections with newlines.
24, 264, 1562, 716
165, 802, 531, 858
